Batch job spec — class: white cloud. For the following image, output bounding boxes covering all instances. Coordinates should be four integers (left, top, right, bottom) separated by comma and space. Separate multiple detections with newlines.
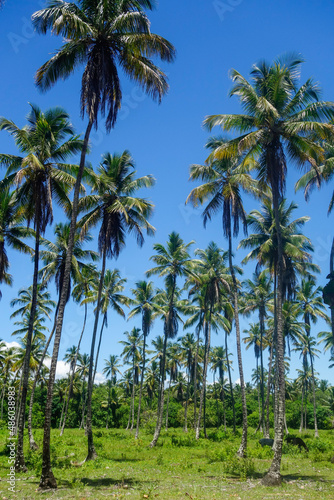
94, 372, 106, 385
234, 378, 241, 386
1, 341, 20, 350
44, 359, 70, 379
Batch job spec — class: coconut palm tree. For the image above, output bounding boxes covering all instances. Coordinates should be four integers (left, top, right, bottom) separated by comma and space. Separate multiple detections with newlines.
204, 55, 334, 484
178, 332, 198, 432
0, 104, 82, 471
32, 2, 174, 486
102, 355, 122, 429
78, 151, 154, 460
128, 280, 159, 439
146, 232, 195, 447
187, 146, 250, 454
210, 346, 229, 430
165, 342, 180, 431
0, 188, 33, 298
296, 278, 328, 437
76, 353, 90, 430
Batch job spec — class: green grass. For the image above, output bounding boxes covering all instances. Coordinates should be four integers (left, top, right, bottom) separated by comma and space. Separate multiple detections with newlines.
0, 427, 333, 499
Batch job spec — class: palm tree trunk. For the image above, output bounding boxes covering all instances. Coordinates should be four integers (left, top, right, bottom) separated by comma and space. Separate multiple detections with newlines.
299, 385, 304, 433
59, 385, 68, 430
39, 119, 93, 490
28, 305, 59, 450
85, 244, 107, 461
214, 371, 219, 429
15, 203, 41, 472
79, 378, 86, 430
262, 175, 285, 487
196, 318, 211, 440
150, 328, 168, 447
60, 303, 87, 436
184, 368, 190, 433
330, 236, 334, 348
165, 380, 171, 431
193, 328, 201, 427
14, 371, 23, 436
92, 314, 106, 384
227, 227, 247, 458
130, 357, 136, 431
135, 328, 148, 439
259, 311, 265, 434
265, 343, 274, 438
309, 349, 319, 437
106, 377, 112, 429
225, 330, 236, 434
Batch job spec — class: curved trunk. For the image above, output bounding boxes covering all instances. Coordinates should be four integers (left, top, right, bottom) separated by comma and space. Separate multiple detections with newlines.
228, 227, 247, 458
135, 326, 148, 439
93, 314, 106, 384
85, 244, 107, 460
262, 174, 285, 487
15, 203, 41, 472
28, 305, 58, 450
225, 330, 236, 433
60, 303, 87, 436
39, 119, 93, 490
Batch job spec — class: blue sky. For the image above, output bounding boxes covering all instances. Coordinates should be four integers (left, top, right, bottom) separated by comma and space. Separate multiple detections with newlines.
0, 0, 333, 383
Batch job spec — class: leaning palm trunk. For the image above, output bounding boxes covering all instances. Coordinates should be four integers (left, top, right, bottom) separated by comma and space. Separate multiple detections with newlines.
135, 328, 148, 439
262, 176, 285, 487
92, 314, 106, 384
40, 119, 93, 490
28, 304, 59, 450
196, 319, 211, 440
150, 329, 168, 447
228, 229, 247, 458
225, 330, 236, 434
15, 205, 41, 472
60, 303, 87, 436
85, 244, 107, 460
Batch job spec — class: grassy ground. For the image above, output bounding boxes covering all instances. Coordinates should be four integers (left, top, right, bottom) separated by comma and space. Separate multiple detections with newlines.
0, 427, 333, 499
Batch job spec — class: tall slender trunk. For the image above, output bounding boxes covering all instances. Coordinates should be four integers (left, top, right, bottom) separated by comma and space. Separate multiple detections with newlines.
259, 310, 265, 434
330, 237, 334, 348
59, 385, 68, 430
92, 314, 106, 384
184, 368, 190, 432
255, 358, 262, 432
193, 328, 201, 427
214, 371, 219, 429
150, 329, 168, 447
15, 203, 41, 472
85, 245, 107, 460
28, 305, 58, 450
39, 119, 93, 490
262, 173, 285, 487
228, 227, 247, 458
221, 382, 227, 431
14, 372, 23, 436
299, 384, 304, 433
196, 316, 211, 440
106, 377, 112, 429
79, 379, 86, 430
60, 303, 87, 436
265, 342, 274, 438
165, 380, 171, 431
225, 330, 236, 433
135, 326, 148, 439
130, 358, 136, 431
305, 315, 319, 437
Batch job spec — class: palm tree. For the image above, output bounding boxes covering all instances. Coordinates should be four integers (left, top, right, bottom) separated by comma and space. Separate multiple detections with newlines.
79, 151, 154, 460
204, 55, 334, 485
165, 342, 180, 431
120, 327, 143, 431
178, 332, 198, 432
187, 145, 250, 455
296, 278, 328, 437
32, 2, 174, 487
188, 243, 231, 440
243, 323, 263, 430
10, 285, 55, 322
128, 280, 158, 439
210, 346, 228, 430
0, 104, 82, 472
0, 188, 33, 298
146, 232, 195, 447
102, 355, 122, 429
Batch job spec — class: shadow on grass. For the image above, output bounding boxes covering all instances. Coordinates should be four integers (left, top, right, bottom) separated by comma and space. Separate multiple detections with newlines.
283, 473, 333, 483
78, 477, 151, 487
